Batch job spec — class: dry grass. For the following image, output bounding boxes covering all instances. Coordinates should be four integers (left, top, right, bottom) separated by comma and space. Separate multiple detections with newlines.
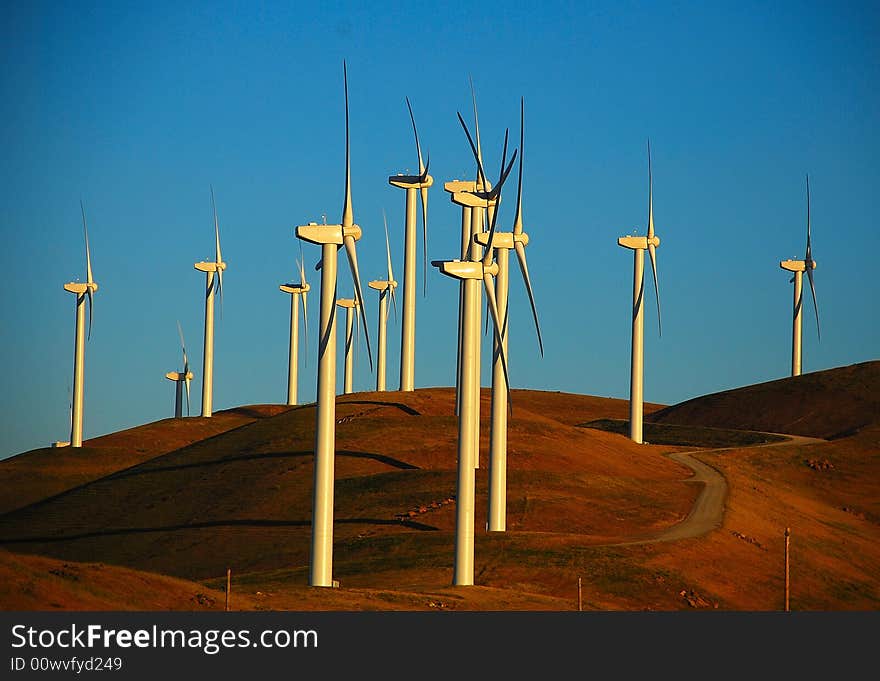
0, 362, 878, 611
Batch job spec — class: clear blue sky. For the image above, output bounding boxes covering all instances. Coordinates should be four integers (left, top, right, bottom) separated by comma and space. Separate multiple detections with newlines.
1, 0, 878, 459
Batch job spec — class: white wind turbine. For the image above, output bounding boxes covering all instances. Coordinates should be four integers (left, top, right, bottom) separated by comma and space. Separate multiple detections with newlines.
368, 212, 398, 392
475, 98, 544, 532
280, 246, 310, 405
432, 115, 517, 586
446, 79, 490, 422
779, 174, 820, 377
294, 61, 372, 588
389, 97, 431, 392
165, 321, 194, 418
62, 201, 98, 448
193, 186, 227, 418
617, 140, 662, 445
335, 296, 360, 395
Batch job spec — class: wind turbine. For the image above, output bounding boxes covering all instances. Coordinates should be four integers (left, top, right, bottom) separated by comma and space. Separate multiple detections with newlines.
617, 140, 662, 445
336, 297, 359, 395
368, 211, 398, 391
779, 174, 820, 377
280, 247, 310, 405
389, 97, 431, 392
475, 98, 544, 532
432, 114, 517, 586
193, 186, 227, 418
294, 61, 372, 588
63, 201, 98, 448
445, 79, 489, 421
165, 321, 193, 418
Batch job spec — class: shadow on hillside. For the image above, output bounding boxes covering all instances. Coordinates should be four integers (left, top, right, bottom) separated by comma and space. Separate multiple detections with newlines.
106, 449, 420, 480
579, 419, 787, 448
338, 400, 422, 416
0, 516, 439, 545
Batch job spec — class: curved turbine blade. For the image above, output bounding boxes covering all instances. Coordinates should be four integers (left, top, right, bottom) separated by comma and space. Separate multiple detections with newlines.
512, 98, 525, 235
469, 76, 484, 185
646, 140, 661, 336
210, 185, 223, 317
383, 209, 394, 284
457, 112, 489, 194
343, 235, 373, 371
483, 272, 512, 414
298, 244, 309, 362
805, 174, 820, 339
342, 60, 353, 228
80, 200, 94, 340
514, 241, 544, 356
421, 155, 429, 297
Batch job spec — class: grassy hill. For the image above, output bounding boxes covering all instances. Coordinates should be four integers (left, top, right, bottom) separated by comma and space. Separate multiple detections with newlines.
0, 365, 878, 611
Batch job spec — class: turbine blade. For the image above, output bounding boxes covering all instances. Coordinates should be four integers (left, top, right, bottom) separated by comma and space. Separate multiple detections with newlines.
342, 60, 353, 227
80, 200, 94, 340
211, 185, 224, 317
648, 243, 662, 336
806, 265, 820, 339
483, 272, 513, 414
383, 209, 394, 284
804, 174, 819, 339
514, 241, 544, 356
405, 96, 425, 179
390, 284, 398, 322
343, 235, 373, 371
512, 97, 525, 235
299, 242, 308, 287
421, 175, 429, 297
185, 376, 191, 416
469, 75, 484, 183
457, 112, 489, 193
301, 290, 309, 362
646, 139, 654, 241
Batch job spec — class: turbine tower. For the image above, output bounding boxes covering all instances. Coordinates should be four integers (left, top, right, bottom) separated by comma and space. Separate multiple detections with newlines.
368, 212, 398, 391
63, 202, 98, 448
294, 61, 372, 588
475, 99, 544, 532
336, 297, 359, 395
193, 186, 227, 418
432, 115, 517, 586
779, 175, 820, 377
165, 321, 193, 418
389, 97, 431, 392
280, 248, 310, 405
617, 140, 662, 445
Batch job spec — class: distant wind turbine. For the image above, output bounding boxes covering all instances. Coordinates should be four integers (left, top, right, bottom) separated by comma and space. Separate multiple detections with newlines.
280, 246, 310, 405
368, 211, 398, 392
779, 174, 820, 377
165, 321, 194, 418
294, 60, 372, 587
336, 297, 359, 395
62, 201, 99, 448
432, 114, 517, 586
193, 186, 227, 418
617, 140, 662, 445
389, 96, 432, 392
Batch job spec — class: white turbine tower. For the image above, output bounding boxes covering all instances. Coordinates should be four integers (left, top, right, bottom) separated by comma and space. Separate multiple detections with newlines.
389, 97, 431, 392
165, 321, 193, 418
617, 140, 662, 445
194, 186, 227, 418
63, 201, 98, 448
294, 61, 372, 587
476, 99, 544, 532
280, 247, 310, 405
368, 212, 398, 392
336, 297, 359, 395
779, 175, 820, 377
432, 115, 517, 586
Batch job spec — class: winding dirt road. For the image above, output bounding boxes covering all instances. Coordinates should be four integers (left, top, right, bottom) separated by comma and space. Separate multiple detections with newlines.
612, 432, 827, 547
